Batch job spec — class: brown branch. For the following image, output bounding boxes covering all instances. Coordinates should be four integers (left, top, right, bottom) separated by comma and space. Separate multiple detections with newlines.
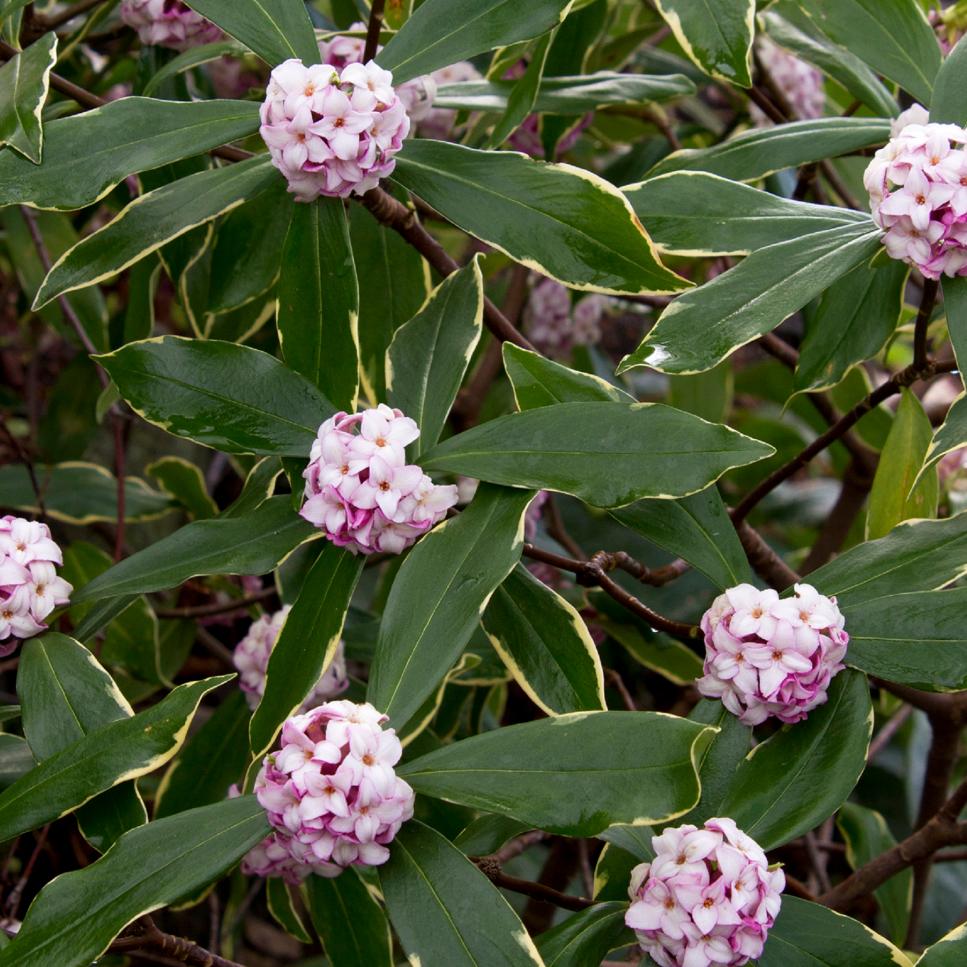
800, 460, 873, 574
109, 922, 244, 967
867, 705, 913, 763
154, 587, 276, 620
732, 355, 956, 524
820, 776, 967, 911
359, 187, 536, 351
522, 543, 699, 641
731, 519, 800, 589
0, 413, 45, 517
35, 0, 105, 30
363, 0, 385, 62
914, 278, 940, 370
474, 857, 593, 912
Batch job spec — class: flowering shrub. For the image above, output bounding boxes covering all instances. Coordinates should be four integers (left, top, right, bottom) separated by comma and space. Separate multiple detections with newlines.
2, 1, 967, 966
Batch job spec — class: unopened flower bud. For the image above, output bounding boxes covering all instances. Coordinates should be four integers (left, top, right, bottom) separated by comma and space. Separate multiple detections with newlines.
119, 0, 221, 50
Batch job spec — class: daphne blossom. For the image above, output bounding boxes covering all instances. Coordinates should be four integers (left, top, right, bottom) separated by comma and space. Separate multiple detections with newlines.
697, 583, 848, 726
0, 517, 72, 657
524, 277, 608, 358
260, 58, 410, 200
751, 37, 824, 125
252, 701, 415, 880
626, 818, 784, 967
301, 405, 458, 555
119, 0, 221, 50
233, 605, 348, 710
865, 109, 967, 279
318, 22, 436, 121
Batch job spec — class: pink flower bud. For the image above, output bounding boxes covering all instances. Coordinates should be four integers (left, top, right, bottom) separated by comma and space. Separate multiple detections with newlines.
232, 606, 348, 710
252, 701, 415, 881
119, 0, 221, 51
626, 817, 785, 967
419, 60, 482, 140
524, 278, 608, 359
0, 516, 72, 657
865, 116, 967, 280
300, 404, 458, 555
259, 56, 412, 200
697, 583, 848, 726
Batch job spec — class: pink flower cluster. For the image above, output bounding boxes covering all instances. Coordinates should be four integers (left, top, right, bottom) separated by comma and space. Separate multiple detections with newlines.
524, 277, 608, 359
697, 583, 848, 727
752, 37, 824, 125
419, 61, 482, 140
232, 606, 348, 710
119, 0, 221, 51
252, 700, 415, 880
626, 818, 784, 967
259, 59, 410, 201
301, 405, 458, 555
318, 22, 436, 123
865, 108, 967, 279
0, 517, 71, 657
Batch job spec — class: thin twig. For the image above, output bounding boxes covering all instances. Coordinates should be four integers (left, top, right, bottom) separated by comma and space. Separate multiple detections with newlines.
867, 705, 913, 763
36, 0, 104, 30
3, 826, 48, 919
914, 278, 940, 370
0, 413, 45, 517
154, 587, 276, 620
363, 0, 386, 62
474, 857, 592, 911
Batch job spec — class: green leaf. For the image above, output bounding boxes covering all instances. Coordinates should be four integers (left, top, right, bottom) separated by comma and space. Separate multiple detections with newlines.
536, 902, 632, 967
611, 487, 754, 589
668, 361, 733, 424
249, 543, 363, 759
181, 0, 318, 64
367, 484, 533, 726
399, 711, 715, 835
593, 841, 641, 901
837, 803, 911, 944
377, 0, 571, 84
0, 461, 172, 524
393, 139, 686, 295
681, 698, 751, 825
917, 923, 967, 965
72, 496, 316, 603
809, 512, 967, 606
916, 393, 967, 487
434, 71, 696, 114
758, 896, 911, 967
0, 735, 33, 791
942, 276, 967, 371
421, 402, 774, 507
453, 814, 530, 855
795, 259, 908, 394
762, 6, 898, 117
96, 336, 332, 456
387, 257, 483, 457
0, 32, 56, 163
223, 456, 282, 517
844, 588, 967, 691
348, 201, 429, 401
623, 171, 871, 256
597, 618, 704, 686
503, 343, 634, 409
618, 221, 883, 375
800, 0, 941, 105
482, 563, 606, 714
716, 670, 872, 850
307, 870, 393, 967
146, 456, 218, 519
154, 691, 250, 818
207, 181, 292, 314
34, 156, 277, 308
0, 98, 261, 211
0, 796, 269, 967
931, 36, 967, 126
379, 821, 545, 965
647, 117, 891, 181
278, 197, 359, 410
17, 634, 147, 851
266, 877, 311, 943
141, 38, 246, 97
489, 29, 555, 147
0, 675, 231, 843
866, 389, 938, 540
652, 0, 754, 86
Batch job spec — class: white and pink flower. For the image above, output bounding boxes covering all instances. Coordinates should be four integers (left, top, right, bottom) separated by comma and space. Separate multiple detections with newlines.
259, 58, 411, 200
696, 583, 848, 727
252, 700, 415, 880
752, 37, 825, 126
524, 277, 608, 359
865, 111, 967, 279
0, 517, 71, 657
626, 818, 784, 967
119, 0, 221, 51
232, 606, 348, 710
300, 405, 458, 555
